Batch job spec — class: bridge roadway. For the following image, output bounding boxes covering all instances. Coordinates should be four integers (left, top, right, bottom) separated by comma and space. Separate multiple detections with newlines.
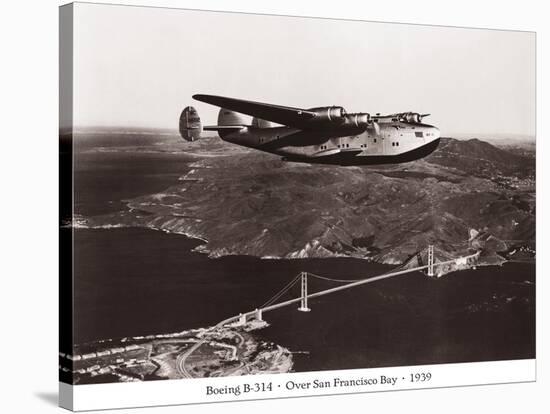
176, 253, 478, 378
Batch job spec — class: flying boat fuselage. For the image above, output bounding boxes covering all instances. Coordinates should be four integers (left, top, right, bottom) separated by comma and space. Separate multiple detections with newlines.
220, 121, 440, 166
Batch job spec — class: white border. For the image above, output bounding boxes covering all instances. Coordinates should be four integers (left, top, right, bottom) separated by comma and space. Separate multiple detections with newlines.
64, 359, 535, 411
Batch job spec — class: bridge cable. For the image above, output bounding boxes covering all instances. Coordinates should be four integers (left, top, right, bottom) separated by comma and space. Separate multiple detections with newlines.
261, 282, 298, 308
259, 273, 301, 309
260, 247, 434, 309
306, 272, 371, 284
305, 248, 430, 286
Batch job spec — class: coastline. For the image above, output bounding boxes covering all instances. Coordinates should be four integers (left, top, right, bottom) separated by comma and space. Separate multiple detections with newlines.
72, 220, 532, 268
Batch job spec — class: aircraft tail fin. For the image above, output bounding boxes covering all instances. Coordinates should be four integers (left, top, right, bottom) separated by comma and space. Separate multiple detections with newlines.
217, 108, 249, 127
212, 108, 249, 137
179, 106, 202, 141
251, 117, 274, 128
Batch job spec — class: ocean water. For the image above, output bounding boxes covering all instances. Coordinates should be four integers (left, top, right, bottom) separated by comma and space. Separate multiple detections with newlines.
74, 227, 535, 372
74, 227, 393, 344
74, 150, 196, 216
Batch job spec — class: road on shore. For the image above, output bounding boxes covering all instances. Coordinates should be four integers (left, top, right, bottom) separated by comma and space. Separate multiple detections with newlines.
176, 315, 240, 378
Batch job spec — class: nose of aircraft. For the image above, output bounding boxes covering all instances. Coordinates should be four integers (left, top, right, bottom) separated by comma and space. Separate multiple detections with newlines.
432, 127, 441, 140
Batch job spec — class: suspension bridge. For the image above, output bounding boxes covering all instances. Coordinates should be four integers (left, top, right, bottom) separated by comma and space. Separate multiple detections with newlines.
177, 245, 480, 378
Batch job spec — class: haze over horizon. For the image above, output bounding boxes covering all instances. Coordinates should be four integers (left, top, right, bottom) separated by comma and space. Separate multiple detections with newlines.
70, 3, 535, 139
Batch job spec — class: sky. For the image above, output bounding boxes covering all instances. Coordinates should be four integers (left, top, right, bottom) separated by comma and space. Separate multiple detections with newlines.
72, 3, 536, 138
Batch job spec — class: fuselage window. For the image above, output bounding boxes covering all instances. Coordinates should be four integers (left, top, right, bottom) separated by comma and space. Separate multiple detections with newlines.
415, 132, 423, 138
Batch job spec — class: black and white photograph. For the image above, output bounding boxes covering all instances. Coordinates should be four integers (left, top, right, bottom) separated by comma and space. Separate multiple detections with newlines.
57, 1, 536, 410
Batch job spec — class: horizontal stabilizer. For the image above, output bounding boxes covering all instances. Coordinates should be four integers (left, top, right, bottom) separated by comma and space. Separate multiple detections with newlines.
203, 125, 247, 132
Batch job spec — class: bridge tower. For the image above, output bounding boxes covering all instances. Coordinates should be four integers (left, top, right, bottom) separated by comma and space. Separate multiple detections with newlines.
427, 245, 434, 277
298, 272, 311, 312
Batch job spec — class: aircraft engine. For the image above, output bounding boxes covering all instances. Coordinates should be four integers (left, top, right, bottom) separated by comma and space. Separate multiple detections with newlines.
399, 112, 429, 123
308, 106, 347, 125
346, 112, 371, 127
404, 112, 421, 123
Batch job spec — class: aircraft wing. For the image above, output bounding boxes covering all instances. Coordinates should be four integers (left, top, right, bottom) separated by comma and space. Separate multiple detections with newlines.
193, 94, 317, 129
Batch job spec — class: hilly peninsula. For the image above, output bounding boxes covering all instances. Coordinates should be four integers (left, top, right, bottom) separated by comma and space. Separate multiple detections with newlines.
86, 135, 535, 265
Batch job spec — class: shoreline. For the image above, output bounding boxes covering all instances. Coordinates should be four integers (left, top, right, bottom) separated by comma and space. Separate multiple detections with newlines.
71, 224, 535, 268
64, 322, 294, 384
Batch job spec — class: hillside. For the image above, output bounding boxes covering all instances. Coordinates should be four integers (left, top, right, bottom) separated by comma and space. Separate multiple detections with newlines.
87, 136, 535, 264
428, 138, 534, 177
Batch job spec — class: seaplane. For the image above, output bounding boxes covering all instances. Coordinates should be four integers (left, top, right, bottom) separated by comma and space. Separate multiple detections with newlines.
180, 94, 440, 166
